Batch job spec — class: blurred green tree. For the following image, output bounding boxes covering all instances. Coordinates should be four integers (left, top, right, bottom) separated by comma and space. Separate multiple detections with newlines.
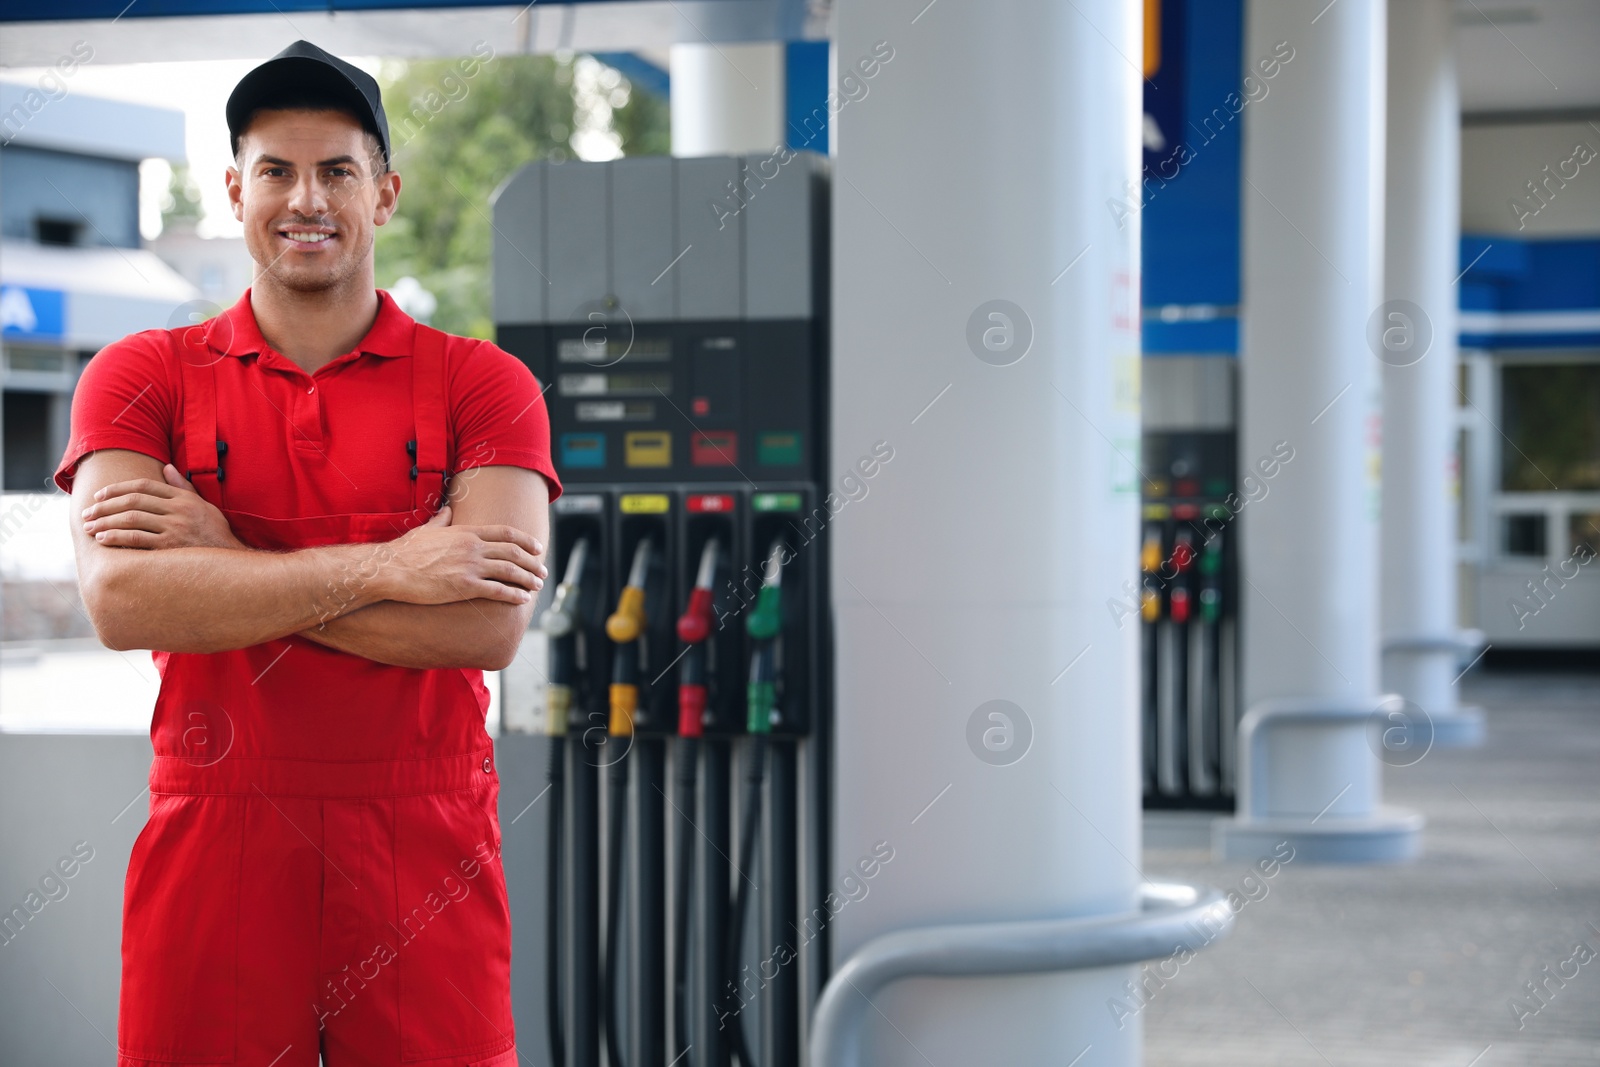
160, 163, 205, 231
376, 52, 670, 338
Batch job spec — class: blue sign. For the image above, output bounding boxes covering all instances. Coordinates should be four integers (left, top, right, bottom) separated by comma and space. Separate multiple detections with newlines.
0, 285, 65, 340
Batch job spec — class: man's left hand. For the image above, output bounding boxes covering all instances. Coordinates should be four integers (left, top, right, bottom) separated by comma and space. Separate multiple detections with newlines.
82, 465, 247, 550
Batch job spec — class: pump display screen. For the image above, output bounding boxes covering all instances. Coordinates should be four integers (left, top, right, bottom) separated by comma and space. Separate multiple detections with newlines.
559, 372, 673, 397
557, 336, 672, 364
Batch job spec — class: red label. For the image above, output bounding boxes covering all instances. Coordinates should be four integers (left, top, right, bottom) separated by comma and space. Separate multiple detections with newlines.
686, 493, 735, 513
691, 431, 738, 467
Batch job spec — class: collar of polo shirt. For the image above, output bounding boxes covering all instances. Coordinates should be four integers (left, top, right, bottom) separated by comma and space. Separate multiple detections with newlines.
202, 287, 414, 359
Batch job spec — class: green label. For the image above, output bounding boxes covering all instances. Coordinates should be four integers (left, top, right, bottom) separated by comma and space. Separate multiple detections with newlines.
752, 492, 803, 513
758, 431, 803, 466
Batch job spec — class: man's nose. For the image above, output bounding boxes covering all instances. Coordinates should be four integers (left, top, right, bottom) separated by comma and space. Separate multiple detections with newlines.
286, 173, 330, 217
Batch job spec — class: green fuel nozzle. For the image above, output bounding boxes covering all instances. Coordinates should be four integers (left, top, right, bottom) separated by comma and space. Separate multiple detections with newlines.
744, 539, 787, 735
746, 540, 786, 642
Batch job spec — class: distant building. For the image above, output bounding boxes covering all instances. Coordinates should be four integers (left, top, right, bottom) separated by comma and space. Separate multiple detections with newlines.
0, 80, 197, 492
148, 217, 253, 313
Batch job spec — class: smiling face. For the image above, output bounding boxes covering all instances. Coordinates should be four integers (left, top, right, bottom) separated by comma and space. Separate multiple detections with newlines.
227, 108, 400, 296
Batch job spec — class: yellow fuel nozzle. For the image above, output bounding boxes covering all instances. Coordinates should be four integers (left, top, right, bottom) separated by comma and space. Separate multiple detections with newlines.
1140, 587, 1161, 622
1140, 529, 1163, 573
605, 538, 654, 643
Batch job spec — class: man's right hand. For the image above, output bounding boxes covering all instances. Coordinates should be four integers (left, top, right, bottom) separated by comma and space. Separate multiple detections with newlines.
373, 506, 547, 607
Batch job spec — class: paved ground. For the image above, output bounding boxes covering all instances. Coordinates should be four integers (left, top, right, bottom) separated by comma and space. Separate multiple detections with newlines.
1142, 669, 1600, 1066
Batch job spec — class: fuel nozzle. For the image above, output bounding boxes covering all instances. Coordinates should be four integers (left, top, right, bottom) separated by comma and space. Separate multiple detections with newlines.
606, 538, 654, 737
1199, 531, 1223, 624
745, 539, 786, 735
1140, 526, 1162, 623
606, 538, 653, 644
676, 539, 721, 739
1168, 529, 1196, 623
747, 539, 785, 642
540, 537, 590, 738
543, 537, 591, 640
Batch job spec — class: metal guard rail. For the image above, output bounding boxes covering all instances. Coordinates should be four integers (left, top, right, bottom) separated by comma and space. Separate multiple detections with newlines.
809, 881, 1235, 1067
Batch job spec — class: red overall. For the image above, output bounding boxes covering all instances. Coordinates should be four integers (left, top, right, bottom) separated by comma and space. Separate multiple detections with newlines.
117, 325, 517, 1067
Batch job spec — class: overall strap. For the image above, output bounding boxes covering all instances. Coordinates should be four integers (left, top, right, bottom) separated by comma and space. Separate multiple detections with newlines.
410, 323, 451, 511
174, 328, 226, 506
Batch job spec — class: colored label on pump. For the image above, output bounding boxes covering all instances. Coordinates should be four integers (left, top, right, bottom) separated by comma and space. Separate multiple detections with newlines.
625, 431, 672, 468
691, 431, 738, 466
758, 432, 803, 466
553, 493, 605, 515
1142, 504, 1171, 520
752, 492, 803, 514
619, 493, 671, 514
687, 493, 736, 514
559, 433, 606, 469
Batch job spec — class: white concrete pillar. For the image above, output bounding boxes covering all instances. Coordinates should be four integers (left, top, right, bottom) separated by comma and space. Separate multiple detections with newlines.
1380, 0, 1484, 746
1216, 0, 1422, 862
829, 1, 1147, 1063
669, 42, 784, 157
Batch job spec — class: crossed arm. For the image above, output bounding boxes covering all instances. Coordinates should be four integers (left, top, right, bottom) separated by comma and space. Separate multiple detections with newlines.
70, 448, 550, 671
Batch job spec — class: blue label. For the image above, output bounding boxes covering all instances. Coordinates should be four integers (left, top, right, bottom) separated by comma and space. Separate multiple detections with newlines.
560, 433, 606, 469
0, 285, 65, 339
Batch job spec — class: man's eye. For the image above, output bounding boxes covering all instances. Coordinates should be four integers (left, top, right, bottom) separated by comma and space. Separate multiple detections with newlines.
263, 168, 288, 178
328, 168, 353, 178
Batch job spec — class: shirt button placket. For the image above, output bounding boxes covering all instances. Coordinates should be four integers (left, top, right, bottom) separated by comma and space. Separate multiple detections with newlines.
296, 376, 325, 447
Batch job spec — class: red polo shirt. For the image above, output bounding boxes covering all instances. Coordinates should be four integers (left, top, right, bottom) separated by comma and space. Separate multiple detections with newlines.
54, 288, 561, 512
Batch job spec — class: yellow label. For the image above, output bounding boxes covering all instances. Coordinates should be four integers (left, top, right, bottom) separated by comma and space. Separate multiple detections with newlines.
619, 493, 670, 514
625, 431, 672, 468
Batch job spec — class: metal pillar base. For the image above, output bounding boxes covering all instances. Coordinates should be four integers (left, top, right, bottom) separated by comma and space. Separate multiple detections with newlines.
1214, 809, 1424, 864
1381, 634, 1489, 749
1222, 697, 1426, 865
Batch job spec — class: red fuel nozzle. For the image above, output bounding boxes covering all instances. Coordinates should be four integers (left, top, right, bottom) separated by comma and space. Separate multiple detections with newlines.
677, 587, 714, 644
676, 538, 721, 644
1170, 586, 1191, 623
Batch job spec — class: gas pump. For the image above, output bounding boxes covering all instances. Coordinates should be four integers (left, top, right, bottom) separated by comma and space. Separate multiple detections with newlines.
1140, 431, 1240, 809
495, 152, 829, 1066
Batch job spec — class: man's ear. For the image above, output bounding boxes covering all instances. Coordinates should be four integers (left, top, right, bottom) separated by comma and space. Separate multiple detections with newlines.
373, 170, 402, 226
225, 164, 245, 222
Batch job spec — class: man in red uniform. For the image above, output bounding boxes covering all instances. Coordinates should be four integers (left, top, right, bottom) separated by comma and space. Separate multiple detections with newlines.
55, 41, 559, 1067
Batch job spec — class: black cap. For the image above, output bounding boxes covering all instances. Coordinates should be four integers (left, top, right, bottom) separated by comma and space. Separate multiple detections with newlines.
226, 40, 390, 168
